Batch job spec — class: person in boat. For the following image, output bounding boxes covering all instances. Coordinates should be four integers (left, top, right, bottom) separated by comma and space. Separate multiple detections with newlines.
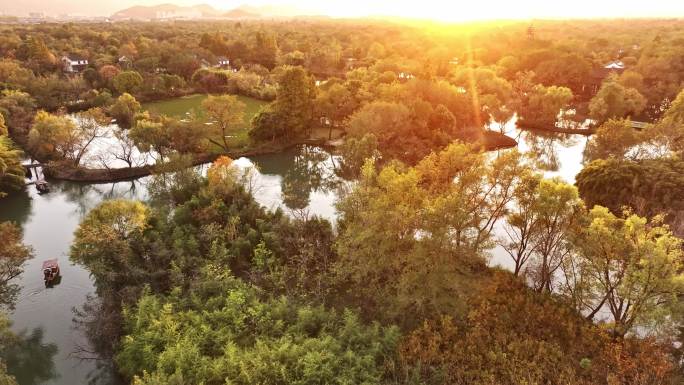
36, 181, 50, 194
42, 259, 60, 284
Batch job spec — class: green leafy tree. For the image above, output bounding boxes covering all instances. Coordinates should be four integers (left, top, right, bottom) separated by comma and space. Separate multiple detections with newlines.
167, 54, 201, 80
71, 199, 149, 293
201, 95, 246, 151
191, 69, 229, 93
533, 53, 592, 94
117, 267, 399, 385
0, 90, 37, 145
112, 71, 144, 95
251, 31, 278, 69
652, 88, 684, 154
575, 157, 684, 236
502, 176, 583, 291
272, 66, 317, 140
81, 67, 101, 88
335, 143, 528, 323
129, 119, 170, 160
24, 74, 88, 111
337, 133, 379, 178
314, 83, 356, 139
0, 315, 19, 385
0, 136, 24, 197
563, 207, 684, 337
130, 115, 206, 158
584, 119, 645, 161
345, 101, 413, 160
250, 67, 316, 144
27, 111, 77, 161
249, 106, 281, 143
451, 67, 514, 129
589, 77, 647, 123
519, 84, 573, 127
108, 93, 141, 129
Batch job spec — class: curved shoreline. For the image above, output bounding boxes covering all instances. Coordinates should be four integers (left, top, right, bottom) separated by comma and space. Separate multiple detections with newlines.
516, 122, 596, 136
43, 140, 329, 183
481, 130, 519, 150
42, 131, 518, 184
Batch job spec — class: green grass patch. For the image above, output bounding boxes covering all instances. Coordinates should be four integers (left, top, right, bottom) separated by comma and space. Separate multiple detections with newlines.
142, 94, 269, 151
143, 94, 268, 126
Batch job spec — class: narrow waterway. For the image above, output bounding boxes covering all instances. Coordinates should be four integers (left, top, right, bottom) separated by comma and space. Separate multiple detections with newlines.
1, 129, 588, 384
0, 146, 342, 385
0, 181, 144, 385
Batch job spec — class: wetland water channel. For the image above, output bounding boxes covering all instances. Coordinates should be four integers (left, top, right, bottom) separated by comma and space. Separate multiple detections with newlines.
1, 123, 588, 385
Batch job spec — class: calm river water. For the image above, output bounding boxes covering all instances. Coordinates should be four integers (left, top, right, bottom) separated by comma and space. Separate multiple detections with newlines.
0, 125, 587, 385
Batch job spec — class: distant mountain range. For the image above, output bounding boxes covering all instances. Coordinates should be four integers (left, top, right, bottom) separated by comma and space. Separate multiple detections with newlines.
222, 8, 260, 19
111, 3, 320, 20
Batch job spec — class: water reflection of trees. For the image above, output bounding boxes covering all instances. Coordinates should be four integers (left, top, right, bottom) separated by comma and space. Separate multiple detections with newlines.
519, 130, 580, 172
56, 179, 147, 217
259, 146, 343, 212
0, 191, 32, 226
3, 327, 58, 385
72, 295, 125, 385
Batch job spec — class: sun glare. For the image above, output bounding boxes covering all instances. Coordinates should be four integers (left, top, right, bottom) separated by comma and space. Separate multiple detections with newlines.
205, 0, 684, 22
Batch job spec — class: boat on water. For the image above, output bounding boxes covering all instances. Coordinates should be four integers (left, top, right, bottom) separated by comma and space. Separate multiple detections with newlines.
42, 259, 60, 286
35, 180, 50, 194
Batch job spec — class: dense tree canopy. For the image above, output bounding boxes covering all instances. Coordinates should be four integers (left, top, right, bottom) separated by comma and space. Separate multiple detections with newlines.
400, 271, 676, 385
563, 206, 683, 337
335, 143, 528, 324
518, 84, 573, 127
2, 17, 684, 385
589, 77, 647, 123
576, 157, 684, 236
118, 270, 399, 385
112, 71, 144, 95
0, 136, 24, 197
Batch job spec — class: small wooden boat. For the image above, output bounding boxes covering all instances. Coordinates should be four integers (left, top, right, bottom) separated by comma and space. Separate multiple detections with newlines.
42, 259, 60, 286
35, 180, 50, 194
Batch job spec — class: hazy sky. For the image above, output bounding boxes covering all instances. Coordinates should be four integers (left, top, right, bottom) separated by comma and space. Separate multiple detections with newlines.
2, 0, 684, 20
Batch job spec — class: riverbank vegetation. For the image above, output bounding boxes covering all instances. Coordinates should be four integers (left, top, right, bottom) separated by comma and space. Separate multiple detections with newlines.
0, 106, 31, 383
0, 222, 35, 384
2, 17, 684, 385
578, 89, 684, 236
66, 147, 683, 385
